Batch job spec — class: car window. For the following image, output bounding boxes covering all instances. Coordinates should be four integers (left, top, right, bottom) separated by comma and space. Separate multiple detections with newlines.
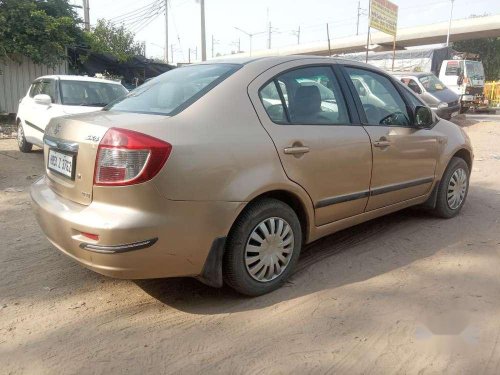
445, 60, 463, 76
259, 81, 287, 123
60, 81, 128, 106
260, 66, 349, 125
29, 82, 41, 98
39, 80, 56, 102
346, 67, 410, 126
400, 78, 422, 94
418, 75, 446, 93
107, 64, 239, 115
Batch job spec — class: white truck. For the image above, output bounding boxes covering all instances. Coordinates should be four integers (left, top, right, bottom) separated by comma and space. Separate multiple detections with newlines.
341, 47, 487, 113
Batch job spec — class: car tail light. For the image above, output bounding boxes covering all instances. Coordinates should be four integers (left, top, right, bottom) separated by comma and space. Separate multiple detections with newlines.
94, 128, 172, 186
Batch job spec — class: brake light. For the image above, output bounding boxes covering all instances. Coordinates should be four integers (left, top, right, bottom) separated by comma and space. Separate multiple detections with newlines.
94, 128, 172, 186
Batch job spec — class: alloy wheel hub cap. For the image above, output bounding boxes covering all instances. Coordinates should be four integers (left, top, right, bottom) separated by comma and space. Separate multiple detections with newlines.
447, 168, 467, 210
245, 217, 294, 282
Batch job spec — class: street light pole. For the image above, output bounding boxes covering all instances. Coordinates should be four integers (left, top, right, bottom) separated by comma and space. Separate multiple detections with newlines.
200, 0, 207, 61
234, 27, 265, 57
446, 0, 455, 46
164, 0, 169, 63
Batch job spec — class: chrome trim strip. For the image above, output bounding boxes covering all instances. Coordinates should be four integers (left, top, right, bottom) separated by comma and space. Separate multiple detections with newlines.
79, 238, 158, 254
43, 135, 79, 153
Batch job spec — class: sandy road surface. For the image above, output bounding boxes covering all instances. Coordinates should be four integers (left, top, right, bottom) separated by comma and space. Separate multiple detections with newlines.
1, 121, 500, 374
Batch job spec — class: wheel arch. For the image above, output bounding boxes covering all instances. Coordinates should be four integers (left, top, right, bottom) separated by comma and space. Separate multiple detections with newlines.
452, 148, 472, 172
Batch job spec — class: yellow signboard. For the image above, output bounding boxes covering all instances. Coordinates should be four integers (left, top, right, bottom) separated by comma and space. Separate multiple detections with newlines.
370, 0, 398, 36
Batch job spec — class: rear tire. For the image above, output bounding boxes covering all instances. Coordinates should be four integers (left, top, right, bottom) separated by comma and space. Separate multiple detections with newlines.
17, 121, 33, 153
224, 198, 302, 296
432, 157, 470, 218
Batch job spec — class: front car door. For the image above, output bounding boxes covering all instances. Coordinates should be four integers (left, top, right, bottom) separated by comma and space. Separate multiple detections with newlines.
248, 61, 372, 226
24, 79, 59, 144
342, 65, 439, 211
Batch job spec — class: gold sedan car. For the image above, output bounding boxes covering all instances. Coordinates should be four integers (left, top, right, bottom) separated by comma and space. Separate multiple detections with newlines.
31, 56, 473, 296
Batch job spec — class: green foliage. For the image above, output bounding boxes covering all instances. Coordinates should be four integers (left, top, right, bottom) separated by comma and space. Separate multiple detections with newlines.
0, 0, 82, 66
454, 38, 500, 81
84, 19, 144, 62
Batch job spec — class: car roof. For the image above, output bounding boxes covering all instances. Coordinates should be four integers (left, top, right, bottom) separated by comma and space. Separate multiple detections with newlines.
391, 72, 434, 77
35, 75, 123, 85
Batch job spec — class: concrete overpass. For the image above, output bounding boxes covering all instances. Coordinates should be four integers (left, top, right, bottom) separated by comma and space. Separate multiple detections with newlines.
218, 14, 500, 58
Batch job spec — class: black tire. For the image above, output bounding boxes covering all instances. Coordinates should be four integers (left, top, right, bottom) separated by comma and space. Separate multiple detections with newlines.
17, 121, 33, 153
432, 157, 470, 218
224, 198, 302, 296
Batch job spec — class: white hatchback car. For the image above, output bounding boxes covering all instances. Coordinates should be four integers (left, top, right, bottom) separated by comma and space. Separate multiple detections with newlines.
16, 75, 128, 152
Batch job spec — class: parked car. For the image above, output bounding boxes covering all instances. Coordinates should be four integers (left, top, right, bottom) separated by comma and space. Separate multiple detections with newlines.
16, 75, 128, 152
392, 72, 461, 119
31, 57, 473, 296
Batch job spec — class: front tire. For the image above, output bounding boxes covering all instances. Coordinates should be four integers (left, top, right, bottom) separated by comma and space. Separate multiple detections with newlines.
17, 121, 33, 153
432, 157, 470, 218
224, 198, 302, 296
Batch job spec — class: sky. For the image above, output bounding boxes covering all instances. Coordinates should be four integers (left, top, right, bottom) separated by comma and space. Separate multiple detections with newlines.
70, 0, 500, 63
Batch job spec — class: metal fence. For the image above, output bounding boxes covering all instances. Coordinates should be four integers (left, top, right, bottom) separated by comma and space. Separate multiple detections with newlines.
0, 55, 67, 114
485, 81, 500, 108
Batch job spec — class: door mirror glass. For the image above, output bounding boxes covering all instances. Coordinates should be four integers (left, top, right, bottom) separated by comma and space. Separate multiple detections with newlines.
415, 106, 433, 128
34, 94, 52, 105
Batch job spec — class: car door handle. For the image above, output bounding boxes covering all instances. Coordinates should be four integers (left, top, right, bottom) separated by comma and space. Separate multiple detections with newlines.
284, 146, 310, 155
373, 140, 391, 148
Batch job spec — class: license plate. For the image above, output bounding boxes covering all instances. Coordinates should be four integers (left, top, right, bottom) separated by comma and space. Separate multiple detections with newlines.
48, 149, 75, 179
451, 111, 459, 118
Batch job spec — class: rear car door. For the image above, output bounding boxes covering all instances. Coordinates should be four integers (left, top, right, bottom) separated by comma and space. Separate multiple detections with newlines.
342, 65, 439, 211
249, 61, 372, 226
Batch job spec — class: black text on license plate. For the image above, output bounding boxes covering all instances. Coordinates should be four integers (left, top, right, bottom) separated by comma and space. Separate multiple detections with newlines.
48, 149, 75, 179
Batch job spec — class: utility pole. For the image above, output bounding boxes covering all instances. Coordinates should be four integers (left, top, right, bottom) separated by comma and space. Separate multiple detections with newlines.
234, 27, 265, 57
82, 0, 90, 31
326, 23, 332, 57
365, 0, 371, 63
446, 0, 455, 46
356, 1, 361, 35
171, 44, 174, 64
211, 35, 219, 58
268, 22, 272, 49
200, 0, 207, 61
291, 26, 300, 45
164, 0, 169, 63
188, 48, 191, 63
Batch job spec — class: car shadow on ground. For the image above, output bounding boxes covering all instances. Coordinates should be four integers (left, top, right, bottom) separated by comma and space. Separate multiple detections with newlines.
135, 184, 497, 315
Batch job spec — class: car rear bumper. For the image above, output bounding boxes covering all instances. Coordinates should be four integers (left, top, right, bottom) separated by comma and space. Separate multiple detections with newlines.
31, 176, 244, 279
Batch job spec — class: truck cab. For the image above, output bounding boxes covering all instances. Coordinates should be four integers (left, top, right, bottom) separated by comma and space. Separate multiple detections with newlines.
439, 59, 486, 112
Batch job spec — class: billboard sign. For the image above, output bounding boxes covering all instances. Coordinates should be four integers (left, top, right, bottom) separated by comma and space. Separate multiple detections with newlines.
370, 0, 398, 36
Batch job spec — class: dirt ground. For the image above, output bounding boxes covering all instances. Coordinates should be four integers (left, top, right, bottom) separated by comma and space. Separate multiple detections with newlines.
1, 119, 499, 374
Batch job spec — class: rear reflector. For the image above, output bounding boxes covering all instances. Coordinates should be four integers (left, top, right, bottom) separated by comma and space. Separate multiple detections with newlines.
94, 128, 172, 186
81, 232, 99, 241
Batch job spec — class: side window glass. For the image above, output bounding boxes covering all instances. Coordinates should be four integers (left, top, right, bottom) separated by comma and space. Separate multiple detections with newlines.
445, 61, 460, 75
259, 81, 287, 123
346, 67, 410, 126
280, 66, 349, 125
29, 82, 41, 98
405, 79, 422, 94
39, 80, 56, 102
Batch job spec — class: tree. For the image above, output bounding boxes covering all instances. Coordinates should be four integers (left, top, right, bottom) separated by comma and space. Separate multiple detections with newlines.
454, 37, 500, 81
0, 0, 82, 66
84, 19, 144, 62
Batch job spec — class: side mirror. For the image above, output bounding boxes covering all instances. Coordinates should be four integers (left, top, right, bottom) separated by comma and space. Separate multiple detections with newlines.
415, 106, 433, 128
34, 94, 52, 106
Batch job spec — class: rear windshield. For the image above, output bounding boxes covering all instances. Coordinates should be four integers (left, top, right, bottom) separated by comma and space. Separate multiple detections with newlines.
105, 64, 240, 116
418, 74, 446, 93
60, 81, 127, 106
